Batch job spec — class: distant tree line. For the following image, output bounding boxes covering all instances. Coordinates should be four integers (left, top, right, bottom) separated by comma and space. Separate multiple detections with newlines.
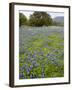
19, 11, 62, 27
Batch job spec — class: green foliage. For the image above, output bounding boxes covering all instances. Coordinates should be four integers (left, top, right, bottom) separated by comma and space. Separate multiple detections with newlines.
29, 11, 53, 26
19, 13, 28, 26
19, 12, 63, 26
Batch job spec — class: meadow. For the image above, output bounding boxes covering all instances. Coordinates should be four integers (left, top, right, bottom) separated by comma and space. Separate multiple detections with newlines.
19, 26, 64, 79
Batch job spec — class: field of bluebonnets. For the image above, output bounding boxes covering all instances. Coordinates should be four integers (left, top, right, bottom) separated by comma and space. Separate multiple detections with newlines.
19, 26, 64, 79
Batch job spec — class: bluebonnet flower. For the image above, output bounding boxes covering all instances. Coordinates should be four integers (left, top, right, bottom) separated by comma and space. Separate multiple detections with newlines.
46, 54, 49, 57
51, 61, 55, 64
19, 73, 24, 79
21, 66, 25, 71
32, 60, 37, 65
26, 69, 30, 75
34, 63, 39, 67
30, 65, 33, 69
51, 58, 54, 61
32, 55, 37, 60
30, 73, 35, 78
55, 49, 59, 53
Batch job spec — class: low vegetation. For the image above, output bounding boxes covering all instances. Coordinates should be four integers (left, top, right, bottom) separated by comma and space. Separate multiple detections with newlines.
19, 26, 64, 79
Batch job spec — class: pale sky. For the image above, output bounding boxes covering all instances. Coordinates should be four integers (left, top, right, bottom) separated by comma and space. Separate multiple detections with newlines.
19, 11, 64, 19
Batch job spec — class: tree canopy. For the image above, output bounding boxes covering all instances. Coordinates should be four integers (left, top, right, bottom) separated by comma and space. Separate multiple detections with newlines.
29, 11, 53, 26
19, 13, 27, 26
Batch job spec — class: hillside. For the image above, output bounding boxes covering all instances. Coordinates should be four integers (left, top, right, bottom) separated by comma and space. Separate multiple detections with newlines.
53, 16, 64, 26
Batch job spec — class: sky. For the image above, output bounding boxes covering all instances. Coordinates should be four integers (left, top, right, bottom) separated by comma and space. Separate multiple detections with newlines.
19, 10, 64, 19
